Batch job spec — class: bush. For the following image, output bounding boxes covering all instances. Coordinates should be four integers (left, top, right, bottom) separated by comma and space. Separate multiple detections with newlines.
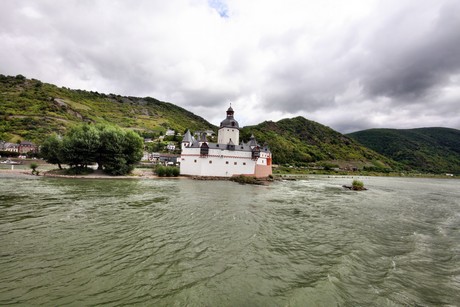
154, 165, 180, 177
30, 162, 38, 175
352, 179, 364, 190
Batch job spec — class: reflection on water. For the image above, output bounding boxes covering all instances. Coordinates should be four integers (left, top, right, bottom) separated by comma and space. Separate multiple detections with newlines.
0, 175, 459, 306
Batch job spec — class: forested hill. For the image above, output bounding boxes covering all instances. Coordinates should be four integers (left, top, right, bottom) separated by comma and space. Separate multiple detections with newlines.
240, 117, 395, 167
348, 128, 460, 174
0, 74, 215, 143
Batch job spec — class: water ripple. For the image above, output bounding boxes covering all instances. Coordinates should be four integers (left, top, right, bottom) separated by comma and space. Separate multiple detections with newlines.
0, 176, 459, 305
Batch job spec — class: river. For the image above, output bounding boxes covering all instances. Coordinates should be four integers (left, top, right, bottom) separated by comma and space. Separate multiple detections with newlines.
0, 175, 459, 306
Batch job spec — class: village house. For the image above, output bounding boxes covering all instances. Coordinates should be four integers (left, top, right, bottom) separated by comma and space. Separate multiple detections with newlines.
18, 141, 38, 154
166, 143, 176, 151
0, 141, 19, 153
165, 129, 175, 136
180, 106, 272, 178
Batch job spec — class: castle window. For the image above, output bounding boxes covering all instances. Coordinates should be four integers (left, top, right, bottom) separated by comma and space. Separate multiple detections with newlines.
194, 160, 197, 163
243, 162, 246, 165
226, 161, 229, 164
234, 162, 237, 165
200, 142, 209, 156
209, 160, 212, 164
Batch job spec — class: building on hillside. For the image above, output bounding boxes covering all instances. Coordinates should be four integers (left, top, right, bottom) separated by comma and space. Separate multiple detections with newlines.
180, 106, 272, 178
166, 143, 176, 151
165, 129, 175, 136
0, 142, 19, 153
18, 141, 38, 154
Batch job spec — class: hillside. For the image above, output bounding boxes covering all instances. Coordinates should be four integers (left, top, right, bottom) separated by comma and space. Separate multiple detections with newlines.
240, 117, 396, 168
348, 128, 460, 174
0, 74, 215, 143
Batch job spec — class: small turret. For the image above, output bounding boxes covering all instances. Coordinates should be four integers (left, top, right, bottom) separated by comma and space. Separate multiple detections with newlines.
181, 129, 194, 149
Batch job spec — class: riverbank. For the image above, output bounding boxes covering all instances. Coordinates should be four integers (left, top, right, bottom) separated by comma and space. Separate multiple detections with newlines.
0, 168, 164, 179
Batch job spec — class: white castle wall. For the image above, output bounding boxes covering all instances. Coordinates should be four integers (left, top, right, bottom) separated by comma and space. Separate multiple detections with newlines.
180, 147, 257, 177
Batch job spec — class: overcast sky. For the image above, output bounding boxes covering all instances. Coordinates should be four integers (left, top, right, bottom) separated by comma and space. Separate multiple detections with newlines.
1, 0, 459, 132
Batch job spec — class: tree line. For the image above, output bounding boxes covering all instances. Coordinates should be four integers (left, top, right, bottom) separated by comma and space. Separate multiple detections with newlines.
41, 124, 143, 175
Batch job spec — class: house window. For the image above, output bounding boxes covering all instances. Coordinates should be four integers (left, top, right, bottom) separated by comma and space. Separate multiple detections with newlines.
209, 160, 212, 164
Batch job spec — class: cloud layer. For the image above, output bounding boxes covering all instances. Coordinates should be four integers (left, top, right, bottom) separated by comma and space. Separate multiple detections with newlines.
1, 0, 459, 132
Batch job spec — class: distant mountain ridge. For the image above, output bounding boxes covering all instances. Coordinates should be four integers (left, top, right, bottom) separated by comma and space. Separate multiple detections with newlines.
348, 127, 460, 174
2, 74, 458, 173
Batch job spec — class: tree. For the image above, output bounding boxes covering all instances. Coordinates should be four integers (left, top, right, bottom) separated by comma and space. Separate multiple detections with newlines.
97, 125, 143, 175
30, 162, 39, 175
42, 123, 144, 175
123, 130, 144, 165
40, 134, 63, 169
60, 124, 100, 170
97, 124, 123, 171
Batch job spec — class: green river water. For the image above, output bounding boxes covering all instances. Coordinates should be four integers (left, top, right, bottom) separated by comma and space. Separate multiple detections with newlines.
0, 174, 459, 306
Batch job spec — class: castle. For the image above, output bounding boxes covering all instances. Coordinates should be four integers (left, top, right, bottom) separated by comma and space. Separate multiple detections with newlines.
180, 106, 272, 178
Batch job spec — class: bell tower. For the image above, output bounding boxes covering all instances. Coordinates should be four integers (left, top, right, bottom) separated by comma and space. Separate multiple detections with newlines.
217, 106, 240, 145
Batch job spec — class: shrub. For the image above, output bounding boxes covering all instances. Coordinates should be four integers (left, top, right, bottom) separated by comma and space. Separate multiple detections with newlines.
154, 165, 179, 177
30, 162, 38, 175
352, 179, 364, 190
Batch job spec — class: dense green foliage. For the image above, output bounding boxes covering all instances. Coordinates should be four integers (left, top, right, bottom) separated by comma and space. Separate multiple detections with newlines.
30, 162, 39, 175
154, 165, 180, 177
241, 117, 395, 167
40, 134, 63, 169
352, 180, 364, 189
41, 124, 143, 175
348, 128, 460, 174
0, 74, 215, 143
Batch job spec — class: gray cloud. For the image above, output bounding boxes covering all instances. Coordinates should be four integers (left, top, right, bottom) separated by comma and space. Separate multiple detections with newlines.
1, 0, 459, 132
360, 1, 460, 101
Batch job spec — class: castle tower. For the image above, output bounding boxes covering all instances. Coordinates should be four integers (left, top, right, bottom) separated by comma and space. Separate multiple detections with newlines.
218, 106, 240, 145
